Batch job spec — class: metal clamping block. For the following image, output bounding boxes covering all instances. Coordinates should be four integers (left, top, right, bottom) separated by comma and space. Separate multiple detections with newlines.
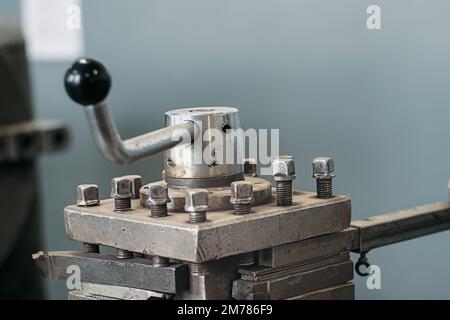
286, 283, 355, 300
259, 230, 354, 268
232, 253, 354, 300
68, 290, 117, 300
64, 191, 351, 263
70, 282, 172, 300
32, 251, 189, 294
179, 254, 256, 300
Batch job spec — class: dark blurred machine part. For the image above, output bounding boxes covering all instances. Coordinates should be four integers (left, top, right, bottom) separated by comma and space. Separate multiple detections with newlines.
31, 57, 450, 300
0, 20, 69, 299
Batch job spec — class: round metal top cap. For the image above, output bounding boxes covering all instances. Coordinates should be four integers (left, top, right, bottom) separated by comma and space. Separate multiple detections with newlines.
166, 106, 239, 117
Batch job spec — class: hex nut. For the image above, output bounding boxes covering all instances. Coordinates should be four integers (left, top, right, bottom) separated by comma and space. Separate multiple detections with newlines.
272, 155, 296, 181
312, 157, 336, 179
230, 181, 253, 205
77, 184, 99, 206
185, 189, 209, 213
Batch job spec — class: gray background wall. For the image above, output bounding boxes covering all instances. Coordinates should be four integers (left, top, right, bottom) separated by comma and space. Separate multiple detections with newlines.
1, 0, 450, 299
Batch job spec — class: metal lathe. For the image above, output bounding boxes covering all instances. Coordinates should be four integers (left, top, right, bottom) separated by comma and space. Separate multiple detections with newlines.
33, 58, 450, 300
0, 20, 69, 299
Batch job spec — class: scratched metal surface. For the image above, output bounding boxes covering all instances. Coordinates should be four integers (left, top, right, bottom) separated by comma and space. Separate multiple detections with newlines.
64, 190, 351, 262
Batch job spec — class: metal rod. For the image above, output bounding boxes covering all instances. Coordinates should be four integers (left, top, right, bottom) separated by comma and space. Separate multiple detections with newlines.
350, 201, 450, 253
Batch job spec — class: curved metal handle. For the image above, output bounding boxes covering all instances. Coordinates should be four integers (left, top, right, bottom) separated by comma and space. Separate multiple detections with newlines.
64, 58, 198, 164
85, 102, 196, 164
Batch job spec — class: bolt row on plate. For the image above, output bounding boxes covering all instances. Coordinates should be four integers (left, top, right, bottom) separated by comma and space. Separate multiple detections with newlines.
75, 156, 336, 260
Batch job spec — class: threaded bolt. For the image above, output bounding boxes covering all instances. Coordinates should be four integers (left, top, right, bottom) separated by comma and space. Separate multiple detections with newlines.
153, 256, 170, 267
272, 155, 296, 206
147, 182, 170, 218
233, 205, 251, 215
189, 212, 207, 223
185, 189, 208, 223
238, 252, 257, 266
275, 181, 293, 206
312, 157, 336, 199
230, 181, 253, 215
111, 177, 133, 212
316, 178, 332, 198
83, 242, 99, 253
144, 254, 154, 263
151, 204, 168, 217
116, 249, 133, 259
114, 197, 131, 211
190, 263, 209, 275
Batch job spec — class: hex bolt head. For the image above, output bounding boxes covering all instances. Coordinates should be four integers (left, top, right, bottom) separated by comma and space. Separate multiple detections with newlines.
312, 157, 336, 179
312, 157, 336, 199
230, 181, 253, 215
148, 182, 170, 205
272, 155, 296, 181
230, 181, 253, 204
185, 189, 208, 223
111, 177, 133, 212
111, 177, 133, 198
121, 175, 142, 199
148, 182, 170, 217
243, 158, 257, 177
77, 184, 100, 206
185, 189, 209, 212
272, 156, 296, 206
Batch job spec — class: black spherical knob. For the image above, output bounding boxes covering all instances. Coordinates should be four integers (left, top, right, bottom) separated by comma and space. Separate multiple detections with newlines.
64, 58, 111, 106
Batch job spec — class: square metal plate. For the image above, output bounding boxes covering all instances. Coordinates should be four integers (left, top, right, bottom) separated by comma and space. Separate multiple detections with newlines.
64, 190, 351, 262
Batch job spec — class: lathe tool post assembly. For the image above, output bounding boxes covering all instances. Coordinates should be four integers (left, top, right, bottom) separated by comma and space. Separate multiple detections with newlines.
32, 58, 450, 300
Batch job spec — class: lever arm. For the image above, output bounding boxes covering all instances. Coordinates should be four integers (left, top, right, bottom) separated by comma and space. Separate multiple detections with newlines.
64, 58, 198, 164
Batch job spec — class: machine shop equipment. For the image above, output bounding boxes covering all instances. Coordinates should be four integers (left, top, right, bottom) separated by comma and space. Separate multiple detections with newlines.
0, 20, 69, 299
33, 58, 450, 300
